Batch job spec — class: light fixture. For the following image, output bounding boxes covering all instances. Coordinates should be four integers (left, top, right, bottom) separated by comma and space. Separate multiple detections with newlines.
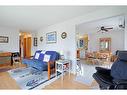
119, 16, 125, 29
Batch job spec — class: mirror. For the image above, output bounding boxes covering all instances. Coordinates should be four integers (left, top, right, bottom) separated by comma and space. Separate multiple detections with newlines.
99, 38, 111, 52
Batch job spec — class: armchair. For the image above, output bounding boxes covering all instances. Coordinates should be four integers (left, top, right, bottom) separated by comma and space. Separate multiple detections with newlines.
11, 52, 21, 66
93, 51, 127, 89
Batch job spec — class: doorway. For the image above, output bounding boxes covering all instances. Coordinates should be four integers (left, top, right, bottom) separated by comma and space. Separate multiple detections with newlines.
75, 15, 125, 84
76, 34, 88, 59
19, 32, 32, 58
76, 15, 125, 60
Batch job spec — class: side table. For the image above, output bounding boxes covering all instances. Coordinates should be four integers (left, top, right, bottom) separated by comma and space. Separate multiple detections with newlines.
56, 59, 71, 80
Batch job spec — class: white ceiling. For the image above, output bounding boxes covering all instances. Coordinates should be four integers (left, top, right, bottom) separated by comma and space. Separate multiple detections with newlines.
0, 6, 110, 32
76, 15, 125, 35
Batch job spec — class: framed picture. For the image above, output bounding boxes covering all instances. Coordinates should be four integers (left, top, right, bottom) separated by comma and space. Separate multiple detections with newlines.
33, 37, 37, 46
79, 39, 84, 48
46, 31, 57, 44
0, 36, 9, 43
77, 38, 85, 49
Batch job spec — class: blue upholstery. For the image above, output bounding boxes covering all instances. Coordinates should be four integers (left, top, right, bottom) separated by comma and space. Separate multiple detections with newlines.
22, 59, 47, 71
45, 51, 59, 61
93, 51, 127, 89
33, 50, 44, 60
111, 51, 127, 80
22, 50, 60, 71
118, 51, 127, 61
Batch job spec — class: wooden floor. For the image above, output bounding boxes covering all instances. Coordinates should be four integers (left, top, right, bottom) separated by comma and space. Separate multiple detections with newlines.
0, 64, 25, 89
44, 73, 98, 89
0, 65, 98, 90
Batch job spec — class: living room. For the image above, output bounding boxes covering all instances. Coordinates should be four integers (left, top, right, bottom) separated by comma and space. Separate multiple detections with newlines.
0, 6, 127, 92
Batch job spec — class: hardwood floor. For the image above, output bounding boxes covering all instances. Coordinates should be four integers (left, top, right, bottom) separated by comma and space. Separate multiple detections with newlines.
0, 64, 25, 89
0, 64, 98, 90
44, 73, 98, 89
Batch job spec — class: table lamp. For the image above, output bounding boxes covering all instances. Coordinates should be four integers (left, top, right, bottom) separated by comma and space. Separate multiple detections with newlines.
60, 50, 64, 60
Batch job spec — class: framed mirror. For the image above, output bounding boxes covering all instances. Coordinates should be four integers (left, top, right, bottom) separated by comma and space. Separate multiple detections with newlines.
99, 38, 111, 52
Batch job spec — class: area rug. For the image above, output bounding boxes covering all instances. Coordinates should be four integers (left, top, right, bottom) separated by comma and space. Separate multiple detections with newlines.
8, 67, 60, 90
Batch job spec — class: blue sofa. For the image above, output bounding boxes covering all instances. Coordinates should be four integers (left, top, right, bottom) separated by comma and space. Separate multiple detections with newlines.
22, 50, 60, 79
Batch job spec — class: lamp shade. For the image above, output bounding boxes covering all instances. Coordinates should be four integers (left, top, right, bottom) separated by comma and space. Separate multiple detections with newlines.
60, 50, 64, 55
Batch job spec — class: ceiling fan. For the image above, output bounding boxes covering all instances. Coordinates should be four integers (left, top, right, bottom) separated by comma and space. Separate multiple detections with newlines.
97, 26, 113, 33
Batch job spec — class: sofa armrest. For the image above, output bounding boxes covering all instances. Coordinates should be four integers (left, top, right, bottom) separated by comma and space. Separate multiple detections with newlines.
48, 61, 55, 80
113, 79, 127, 85
95, 67, 111, 75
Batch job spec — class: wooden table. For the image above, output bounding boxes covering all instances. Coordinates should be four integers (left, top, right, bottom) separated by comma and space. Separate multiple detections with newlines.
0, 52, 12, 67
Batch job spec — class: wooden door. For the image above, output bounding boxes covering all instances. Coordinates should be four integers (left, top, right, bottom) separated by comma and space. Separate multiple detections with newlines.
23, 37, 31, 58
23, 38, 26, 58
26, 37, 31, 58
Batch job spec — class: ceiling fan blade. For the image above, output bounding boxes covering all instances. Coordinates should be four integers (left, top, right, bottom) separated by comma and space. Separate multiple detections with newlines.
103, 29, 108, 31
105, 27, 113, 29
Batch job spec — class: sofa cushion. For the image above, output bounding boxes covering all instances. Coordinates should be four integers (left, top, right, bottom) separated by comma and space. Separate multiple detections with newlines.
45, 51, 59, 61
33, 50, 46, 61
22, 59, 47, 71
38, 53, 44, 61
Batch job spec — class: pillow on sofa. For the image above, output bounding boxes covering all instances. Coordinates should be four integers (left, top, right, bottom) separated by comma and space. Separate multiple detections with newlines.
33, 50, 42, 59
43, 54, 51, 62
34, 53, 40, 59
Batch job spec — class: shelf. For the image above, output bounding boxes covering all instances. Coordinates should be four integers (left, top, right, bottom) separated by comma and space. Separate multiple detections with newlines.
56, 59, 71, 76
56, 67, 69, 72
56, 69, 69, 73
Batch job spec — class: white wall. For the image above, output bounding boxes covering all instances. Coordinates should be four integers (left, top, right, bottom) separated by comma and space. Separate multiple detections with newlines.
88, 30, 124, 54
31, 31, 38, 56
37, 7, 127, 74
124, 15, 127, 50
0, 26, 19, 52
38, 23, 76, 73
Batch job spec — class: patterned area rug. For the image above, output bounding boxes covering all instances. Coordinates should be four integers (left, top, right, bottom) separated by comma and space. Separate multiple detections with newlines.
8, 67, 60, 90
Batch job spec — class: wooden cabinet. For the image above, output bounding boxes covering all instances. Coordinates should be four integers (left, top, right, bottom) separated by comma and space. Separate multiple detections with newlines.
0, 52, 12, 66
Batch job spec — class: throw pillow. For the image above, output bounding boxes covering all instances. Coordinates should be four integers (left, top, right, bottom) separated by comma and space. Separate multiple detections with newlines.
43, 54, 51, 62
34, 53, 40, 59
